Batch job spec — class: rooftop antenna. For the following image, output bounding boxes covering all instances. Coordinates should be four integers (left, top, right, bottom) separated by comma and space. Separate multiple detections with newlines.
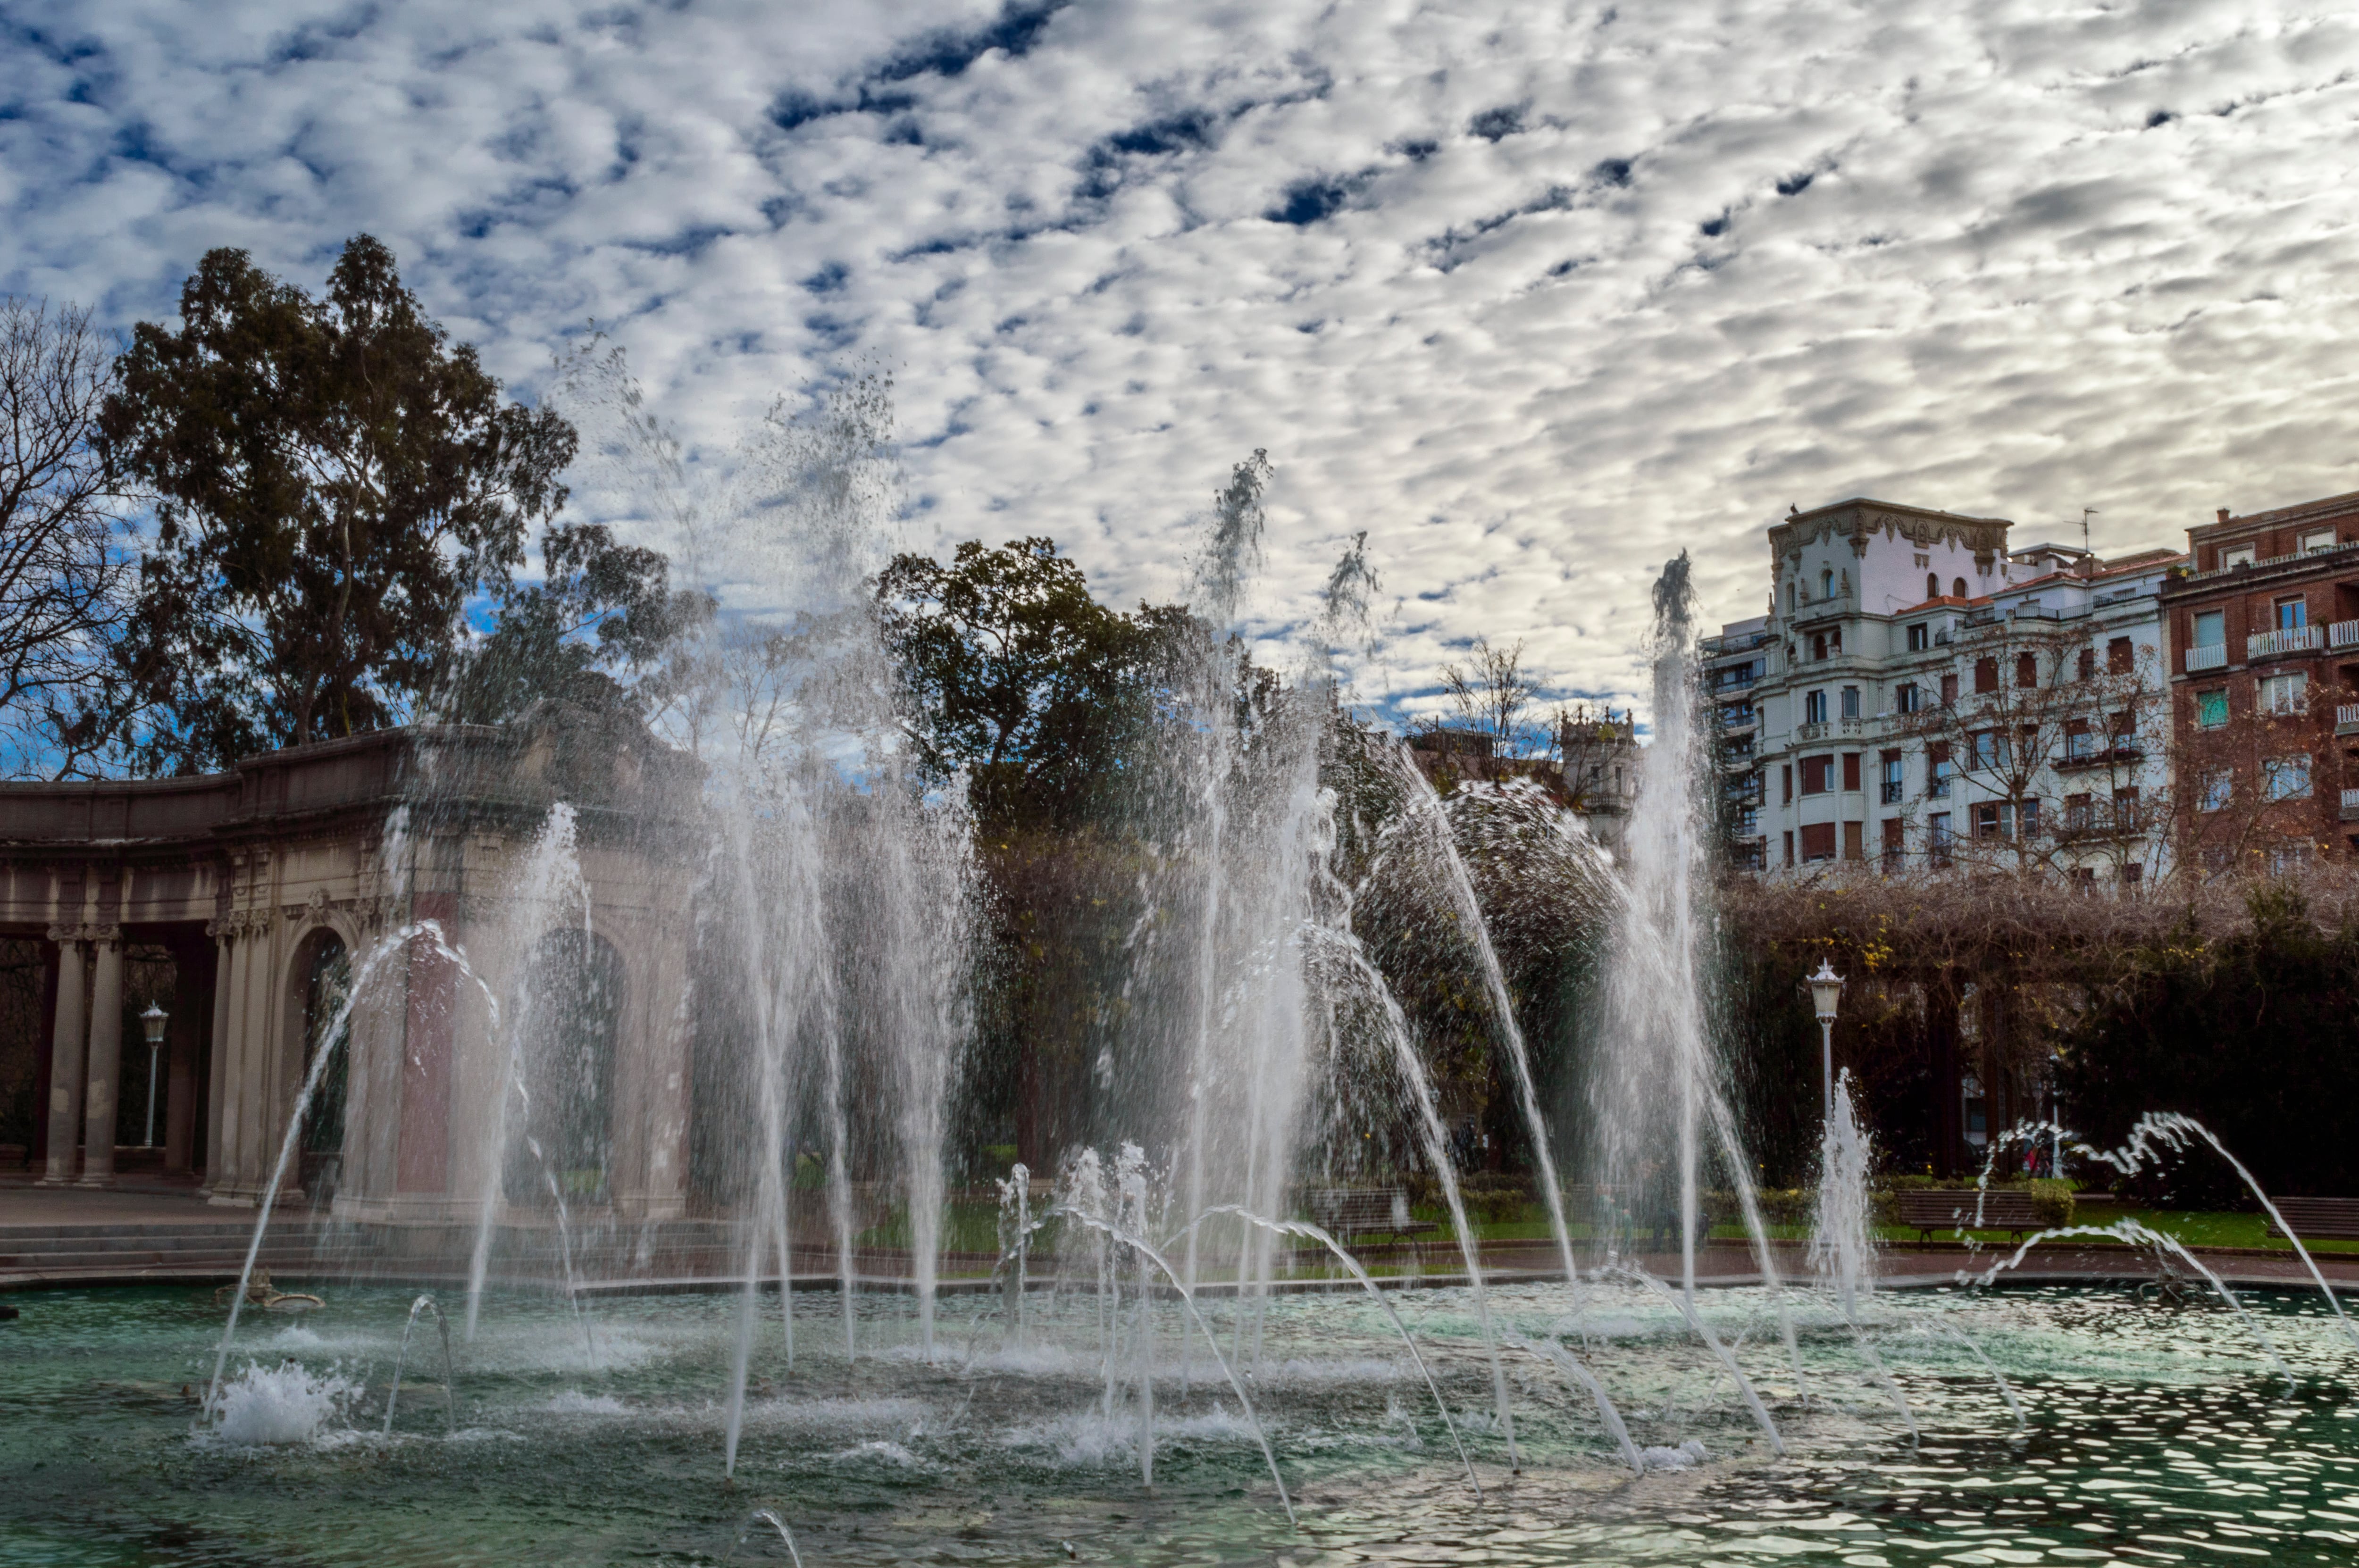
2081, 507, 2098, 555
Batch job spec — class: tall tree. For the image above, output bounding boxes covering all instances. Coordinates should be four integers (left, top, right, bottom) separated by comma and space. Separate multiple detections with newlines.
440, 522, 705, 726
877, 536, 1184, 826
0, 298, 134, 777
101, 236, 576, 772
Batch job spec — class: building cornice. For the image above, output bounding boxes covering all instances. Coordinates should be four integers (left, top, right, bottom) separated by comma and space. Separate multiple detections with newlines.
1769, 499, 2013, 570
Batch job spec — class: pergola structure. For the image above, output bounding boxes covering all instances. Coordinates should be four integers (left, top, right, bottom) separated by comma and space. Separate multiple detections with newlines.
0, 716, 699, 1224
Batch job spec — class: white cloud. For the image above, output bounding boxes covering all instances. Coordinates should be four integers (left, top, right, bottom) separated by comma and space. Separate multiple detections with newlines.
6, 0, 2359, 725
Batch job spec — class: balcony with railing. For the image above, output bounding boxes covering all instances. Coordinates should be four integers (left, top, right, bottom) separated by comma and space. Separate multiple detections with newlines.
1794, 716, 1868, 743
1880, 780, 1904, 806
2331, 619, 2359, 650
2249, 625, 2326, 659
2343, 788, 2359, 822
2184, 643, 2228, 673
2340, 704, 2359, 737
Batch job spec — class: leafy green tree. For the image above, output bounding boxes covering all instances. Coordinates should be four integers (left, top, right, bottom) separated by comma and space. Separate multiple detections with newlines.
876, 536, 1184, 826
101, 235, 575, 772
441, 522, 708, 726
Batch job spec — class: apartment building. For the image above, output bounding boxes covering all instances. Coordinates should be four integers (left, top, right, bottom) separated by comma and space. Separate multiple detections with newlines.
2159, 490, 2359, 872
1703, 616, 1771, 868
1727, 498, 2181, 879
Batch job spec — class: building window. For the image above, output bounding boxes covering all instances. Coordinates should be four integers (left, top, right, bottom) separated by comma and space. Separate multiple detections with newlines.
1929, 811, 1953, 855
1928, 744, 1952, 799
2113, 784, 2139, 826
2020, 797, 2040, 836
2261, 671, 2308, 716
2072, 866, 2096, 890
2122, 863, 2143, 886
1898, 682, 1922, 714
2065, 719, 2096, 760
1842, 752, 1862, 791
1953, 576, 1968, 597
1840, 685, 1860, 719
2200, 768, 2233, 812
2196, 687, 2228, 728
2263, 754, 2312, 801
1908, 622, 1930, 651
2301, 527, 2337, 553
1783, 830, 1794, 866
2066, 792, 2092, 830
1812, 632, 1827, 660
2193, 609, 2225, 652
2108, 636, 2133, 674
1786, 581, 1797, 612
1800, 755, 1834, 794
2016, 652, 2038, 688
1925, 573, 1940, 601
1781, 764, 1793, 804
1940, 672, 1958, 705
1882, 817, 1904, 868
1804, 689, 1828, 724
2077, 646, 2096, 681
2268, 841, 2314, 876
1880, 753, 1904, 804
1821, 568, 1835, 599
2220, 543, 2255, 568
2277, 595, 2309, 630
1969, 729, 2010, 770
1800, 822, 1837, 862
1974, 656, 1999, 693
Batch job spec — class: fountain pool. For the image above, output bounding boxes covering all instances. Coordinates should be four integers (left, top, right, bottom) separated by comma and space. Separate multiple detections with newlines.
7, 1277, 2359, 1565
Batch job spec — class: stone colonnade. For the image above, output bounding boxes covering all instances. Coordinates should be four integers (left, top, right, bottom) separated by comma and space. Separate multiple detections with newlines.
2, 722, 697, 1226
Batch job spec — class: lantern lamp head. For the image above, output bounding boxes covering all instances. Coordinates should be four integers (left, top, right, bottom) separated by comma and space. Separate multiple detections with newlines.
140, 1002, 168, 1046
1807, 960, 1844, 1022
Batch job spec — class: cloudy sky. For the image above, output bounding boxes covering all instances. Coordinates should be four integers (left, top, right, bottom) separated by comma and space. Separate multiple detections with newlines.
7, 0, 2359, 722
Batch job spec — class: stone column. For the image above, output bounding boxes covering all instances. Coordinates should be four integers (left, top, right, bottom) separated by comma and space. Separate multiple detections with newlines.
201, 923, 234, 1193
37, 933, 87, 1186
77, 927, 124, 1187
164, 976, 201, 1176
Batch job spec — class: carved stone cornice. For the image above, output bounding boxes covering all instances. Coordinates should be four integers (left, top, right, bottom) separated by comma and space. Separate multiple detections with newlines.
48, 921, 122, 946
1771, 501, 2012, 572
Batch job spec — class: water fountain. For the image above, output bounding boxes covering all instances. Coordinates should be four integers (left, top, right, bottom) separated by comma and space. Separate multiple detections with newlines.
11, 386, 2359, 1567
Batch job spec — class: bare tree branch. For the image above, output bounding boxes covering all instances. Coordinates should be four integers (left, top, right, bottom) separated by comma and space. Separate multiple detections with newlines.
0, 298, 134, 777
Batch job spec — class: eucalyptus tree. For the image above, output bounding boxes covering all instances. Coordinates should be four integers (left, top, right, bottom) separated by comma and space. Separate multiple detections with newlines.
101, 235, 576, 772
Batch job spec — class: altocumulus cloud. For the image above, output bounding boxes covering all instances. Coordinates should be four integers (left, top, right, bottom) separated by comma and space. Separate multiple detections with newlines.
6, 0, 2359, 722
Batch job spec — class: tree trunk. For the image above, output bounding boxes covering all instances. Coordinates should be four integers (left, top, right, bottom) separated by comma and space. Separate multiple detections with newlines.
1926, 978, 1963, 1176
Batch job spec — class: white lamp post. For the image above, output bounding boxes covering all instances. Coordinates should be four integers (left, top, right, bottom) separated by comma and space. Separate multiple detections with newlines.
1807, 960, 1845, 1124
140, 1002, 168, 1150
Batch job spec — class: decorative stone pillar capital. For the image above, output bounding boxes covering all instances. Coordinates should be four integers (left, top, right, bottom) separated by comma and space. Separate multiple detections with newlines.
46, 923, 83, 946
46, 922, 120, 946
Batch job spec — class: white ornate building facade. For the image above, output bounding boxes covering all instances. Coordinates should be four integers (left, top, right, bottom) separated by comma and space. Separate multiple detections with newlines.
1715, 498, 2183, 881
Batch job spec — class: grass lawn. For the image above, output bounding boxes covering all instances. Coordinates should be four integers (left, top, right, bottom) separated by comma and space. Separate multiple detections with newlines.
848, 1197, 2359, 1258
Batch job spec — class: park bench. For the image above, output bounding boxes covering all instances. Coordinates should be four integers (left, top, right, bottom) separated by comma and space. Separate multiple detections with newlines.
1893, 1188, 2044, 1241
2262, 1197, 2359, 1241
1305, 1188, 1437, 1253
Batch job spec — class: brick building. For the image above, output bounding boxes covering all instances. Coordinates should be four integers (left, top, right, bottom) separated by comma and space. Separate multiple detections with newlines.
2160, 491, 2359, 872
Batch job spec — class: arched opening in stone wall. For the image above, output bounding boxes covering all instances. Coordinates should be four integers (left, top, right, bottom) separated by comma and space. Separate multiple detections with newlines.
505, 928, 623, 1208
296, 928, 351, 1201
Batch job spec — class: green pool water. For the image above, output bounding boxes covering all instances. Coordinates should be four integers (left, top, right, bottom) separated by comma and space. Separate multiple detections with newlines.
4, 1278, 2357, 1565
